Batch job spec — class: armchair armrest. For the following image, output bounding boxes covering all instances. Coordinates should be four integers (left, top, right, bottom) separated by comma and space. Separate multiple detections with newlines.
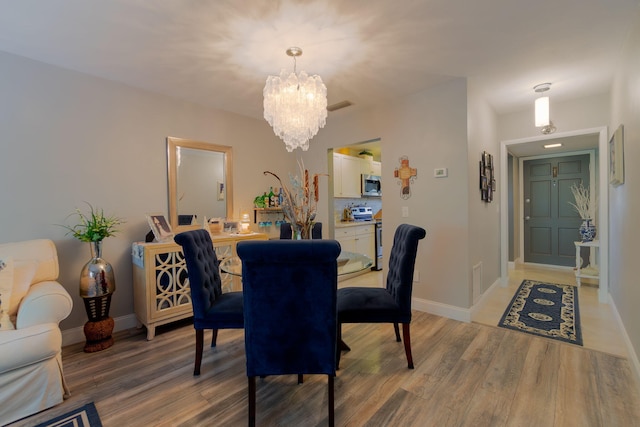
16, 281, 73, 329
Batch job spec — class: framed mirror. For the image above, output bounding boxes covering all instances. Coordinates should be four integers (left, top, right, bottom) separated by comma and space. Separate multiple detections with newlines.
167, 136, 233, 230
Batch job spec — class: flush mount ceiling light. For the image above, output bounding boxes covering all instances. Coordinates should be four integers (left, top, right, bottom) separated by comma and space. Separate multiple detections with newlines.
263, 47, 328, 152
534, 83, 556, 134
544, 143, 563, 149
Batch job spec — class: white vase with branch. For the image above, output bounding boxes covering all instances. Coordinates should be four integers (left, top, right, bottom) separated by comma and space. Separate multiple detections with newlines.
569, 183, 596, 242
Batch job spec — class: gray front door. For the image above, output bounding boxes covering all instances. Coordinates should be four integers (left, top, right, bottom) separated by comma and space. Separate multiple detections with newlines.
523, 154, 590, 266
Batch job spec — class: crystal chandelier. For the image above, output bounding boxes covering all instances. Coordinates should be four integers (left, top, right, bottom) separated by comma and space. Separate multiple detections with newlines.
263, 47, 327, 152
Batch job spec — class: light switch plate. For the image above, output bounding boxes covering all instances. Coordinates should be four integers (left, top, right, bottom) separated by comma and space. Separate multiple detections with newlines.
434, 168, 448, 178
402, 206, 409, 217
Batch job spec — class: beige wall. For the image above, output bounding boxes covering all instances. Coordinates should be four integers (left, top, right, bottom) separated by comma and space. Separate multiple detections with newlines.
609, 7, 640, 368
0, 51, 298, 331
304, 78, 476, 310
467, 84, 501, 301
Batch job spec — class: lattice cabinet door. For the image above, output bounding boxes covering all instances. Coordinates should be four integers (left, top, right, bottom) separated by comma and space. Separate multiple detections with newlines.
132, 233, 267, 340
153, 250, 191, 314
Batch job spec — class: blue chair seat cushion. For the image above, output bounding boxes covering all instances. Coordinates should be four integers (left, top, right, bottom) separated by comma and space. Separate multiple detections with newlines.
193, 291, 244, 329
337, 287, 410, 324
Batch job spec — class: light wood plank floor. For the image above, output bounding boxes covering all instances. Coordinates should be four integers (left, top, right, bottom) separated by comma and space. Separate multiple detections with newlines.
11, 271, 640, 427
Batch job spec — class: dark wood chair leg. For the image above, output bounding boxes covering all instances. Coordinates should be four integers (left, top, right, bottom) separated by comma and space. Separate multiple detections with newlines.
328, 374, 335, 427
402, 323, 414, 369
336, 324, 342, 369
248, 376, 256, 427
211, 329, 218, 347
298, 374, 304, 384
194, 329, 204, 376
393, 323, 401, 342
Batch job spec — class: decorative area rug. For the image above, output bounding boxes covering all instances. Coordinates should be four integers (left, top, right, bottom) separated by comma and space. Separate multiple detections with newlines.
34, 402, 102, 427
499, 280, 582, 346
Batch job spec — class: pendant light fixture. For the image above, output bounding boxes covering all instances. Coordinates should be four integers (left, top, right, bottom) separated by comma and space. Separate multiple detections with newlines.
534, 83, 556, 134
263, 47, 328, 152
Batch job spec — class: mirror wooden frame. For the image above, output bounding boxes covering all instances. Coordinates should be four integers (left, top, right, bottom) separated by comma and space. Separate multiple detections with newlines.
167, 136, 233, 230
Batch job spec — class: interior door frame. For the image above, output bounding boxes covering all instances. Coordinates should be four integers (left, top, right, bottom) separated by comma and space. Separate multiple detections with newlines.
500, 127, 609, 303
519, 150, 595, 267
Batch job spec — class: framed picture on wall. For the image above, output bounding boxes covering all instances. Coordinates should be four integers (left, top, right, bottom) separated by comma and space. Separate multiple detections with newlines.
609, 124, 624, 186
146, 213, 174, 242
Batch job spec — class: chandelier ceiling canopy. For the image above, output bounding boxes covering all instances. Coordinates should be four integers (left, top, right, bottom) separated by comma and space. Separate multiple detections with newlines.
263, 47, 328, 152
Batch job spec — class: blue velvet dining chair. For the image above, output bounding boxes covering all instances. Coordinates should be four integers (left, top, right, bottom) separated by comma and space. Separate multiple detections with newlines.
174, 229, 244, 376
337, 223, 426, 369
237, 239, 341, 427
279, 222, 322, 239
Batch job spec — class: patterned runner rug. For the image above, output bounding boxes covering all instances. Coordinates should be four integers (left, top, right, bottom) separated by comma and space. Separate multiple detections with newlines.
34, 402, 102, 427
498, 280, 582, 346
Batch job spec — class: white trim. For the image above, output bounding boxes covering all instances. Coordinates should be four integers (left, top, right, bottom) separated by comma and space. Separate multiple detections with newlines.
412, 297, 471, 323
470, 277, 503, 320
500, 127, 608, 302
62, 314, 139, 347
518, 149, 596, 271
608, 294, 640, 390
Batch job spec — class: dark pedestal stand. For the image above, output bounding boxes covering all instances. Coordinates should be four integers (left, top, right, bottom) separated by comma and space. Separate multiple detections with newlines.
82, 294, 114, 353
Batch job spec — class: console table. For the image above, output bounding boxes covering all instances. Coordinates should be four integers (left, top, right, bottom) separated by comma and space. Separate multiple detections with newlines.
574, 240, 599, 287
132, 232, 267, 340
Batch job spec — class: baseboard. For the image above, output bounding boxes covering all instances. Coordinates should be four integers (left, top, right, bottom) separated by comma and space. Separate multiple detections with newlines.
61, 314, 139, 347
607, 294, 640, 392
469, 277, 502, 320
412, 297, 471, 323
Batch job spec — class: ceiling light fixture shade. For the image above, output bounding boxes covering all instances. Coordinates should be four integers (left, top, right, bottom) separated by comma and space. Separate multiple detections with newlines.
264, 47, 327, 152
535, 95, 550, 127
533, 83, 555, 134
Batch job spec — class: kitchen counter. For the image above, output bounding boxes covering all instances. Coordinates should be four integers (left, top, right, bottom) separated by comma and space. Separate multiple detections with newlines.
335, 221, 377, 228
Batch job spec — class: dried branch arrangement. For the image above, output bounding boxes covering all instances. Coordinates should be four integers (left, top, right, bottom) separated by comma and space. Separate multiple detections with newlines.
264, 160, 326, 238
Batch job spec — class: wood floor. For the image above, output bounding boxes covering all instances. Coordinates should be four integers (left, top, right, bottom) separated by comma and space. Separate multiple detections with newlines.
11, 270, 640, 427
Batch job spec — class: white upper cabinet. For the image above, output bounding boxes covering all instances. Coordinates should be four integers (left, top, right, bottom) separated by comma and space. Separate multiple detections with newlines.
333, 153, 363, 198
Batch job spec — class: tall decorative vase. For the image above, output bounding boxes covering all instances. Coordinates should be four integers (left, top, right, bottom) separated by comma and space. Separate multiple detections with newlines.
579, 219, 597, 242
80, 240, 116, 352
294, 223, 313, 240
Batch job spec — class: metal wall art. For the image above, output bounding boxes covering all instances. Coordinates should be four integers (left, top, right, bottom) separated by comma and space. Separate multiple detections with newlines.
480, 151, 496, 202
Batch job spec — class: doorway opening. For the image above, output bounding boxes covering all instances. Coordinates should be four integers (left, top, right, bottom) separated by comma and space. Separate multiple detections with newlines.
500, 127, 609, 303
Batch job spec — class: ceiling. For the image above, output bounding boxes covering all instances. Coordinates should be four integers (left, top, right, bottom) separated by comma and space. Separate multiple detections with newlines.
0, 0, 638, 125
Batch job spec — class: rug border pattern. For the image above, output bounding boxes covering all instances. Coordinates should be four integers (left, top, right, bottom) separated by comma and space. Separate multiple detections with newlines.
498, 279, 583, 346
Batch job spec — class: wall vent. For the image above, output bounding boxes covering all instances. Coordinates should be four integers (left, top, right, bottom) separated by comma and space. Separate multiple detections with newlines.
327, 100, 353, 112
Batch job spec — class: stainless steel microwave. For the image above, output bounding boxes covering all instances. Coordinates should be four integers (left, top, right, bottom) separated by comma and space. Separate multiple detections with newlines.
361, 174, 382, 197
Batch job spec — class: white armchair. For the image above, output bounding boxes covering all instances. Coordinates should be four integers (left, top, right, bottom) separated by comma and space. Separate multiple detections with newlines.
0, 239, 73, 426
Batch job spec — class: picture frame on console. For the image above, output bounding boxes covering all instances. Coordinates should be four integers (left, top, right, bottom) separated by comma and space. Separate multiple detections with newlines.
146, 213, 174, 242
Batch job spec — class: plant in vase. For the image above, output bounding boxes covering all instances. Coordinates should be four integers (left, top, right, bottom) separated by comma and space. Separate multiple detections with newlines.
264, 161, 326, 239
62, 203, 124, 352
569, 182, 596, 242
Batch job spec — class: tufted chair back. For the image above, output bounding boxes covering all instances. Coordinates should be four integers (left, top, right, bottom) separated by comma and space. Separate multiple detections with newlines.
385, 224, 427, 320
174, 229, 222, 319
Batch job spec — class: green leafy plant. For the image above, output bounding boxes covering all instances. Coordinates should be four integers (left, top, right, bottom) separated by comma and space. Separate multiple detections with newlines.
62, 203, 124, 242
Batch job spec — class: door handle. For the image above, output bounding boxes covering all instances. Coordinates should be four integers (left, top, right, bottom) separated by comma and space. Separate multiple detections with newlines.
525, 216, 531, 221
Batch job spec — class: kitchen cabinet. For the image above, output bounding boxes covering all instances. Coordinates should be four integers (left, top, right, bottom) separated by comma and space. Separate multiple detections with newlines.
333, 153, 362, 198
334, 223, 375, 260
131, 232, 267, 340
361, 158, 382, 176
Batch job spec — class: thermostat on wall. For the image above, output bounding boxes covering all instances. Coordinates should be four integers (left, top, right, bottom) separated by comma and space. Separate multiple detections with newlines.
434, 168, 448, 178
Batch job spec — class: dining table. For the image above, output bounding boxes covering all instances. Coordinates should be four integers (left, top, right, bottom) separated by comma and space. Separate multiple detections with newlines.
219, 250, 373, 278
219, 249, 373, 353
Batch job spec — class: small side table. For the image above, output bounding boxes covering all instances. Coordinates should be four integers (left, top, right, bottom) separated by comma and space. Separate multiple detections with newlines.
574, 240, 600, 287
